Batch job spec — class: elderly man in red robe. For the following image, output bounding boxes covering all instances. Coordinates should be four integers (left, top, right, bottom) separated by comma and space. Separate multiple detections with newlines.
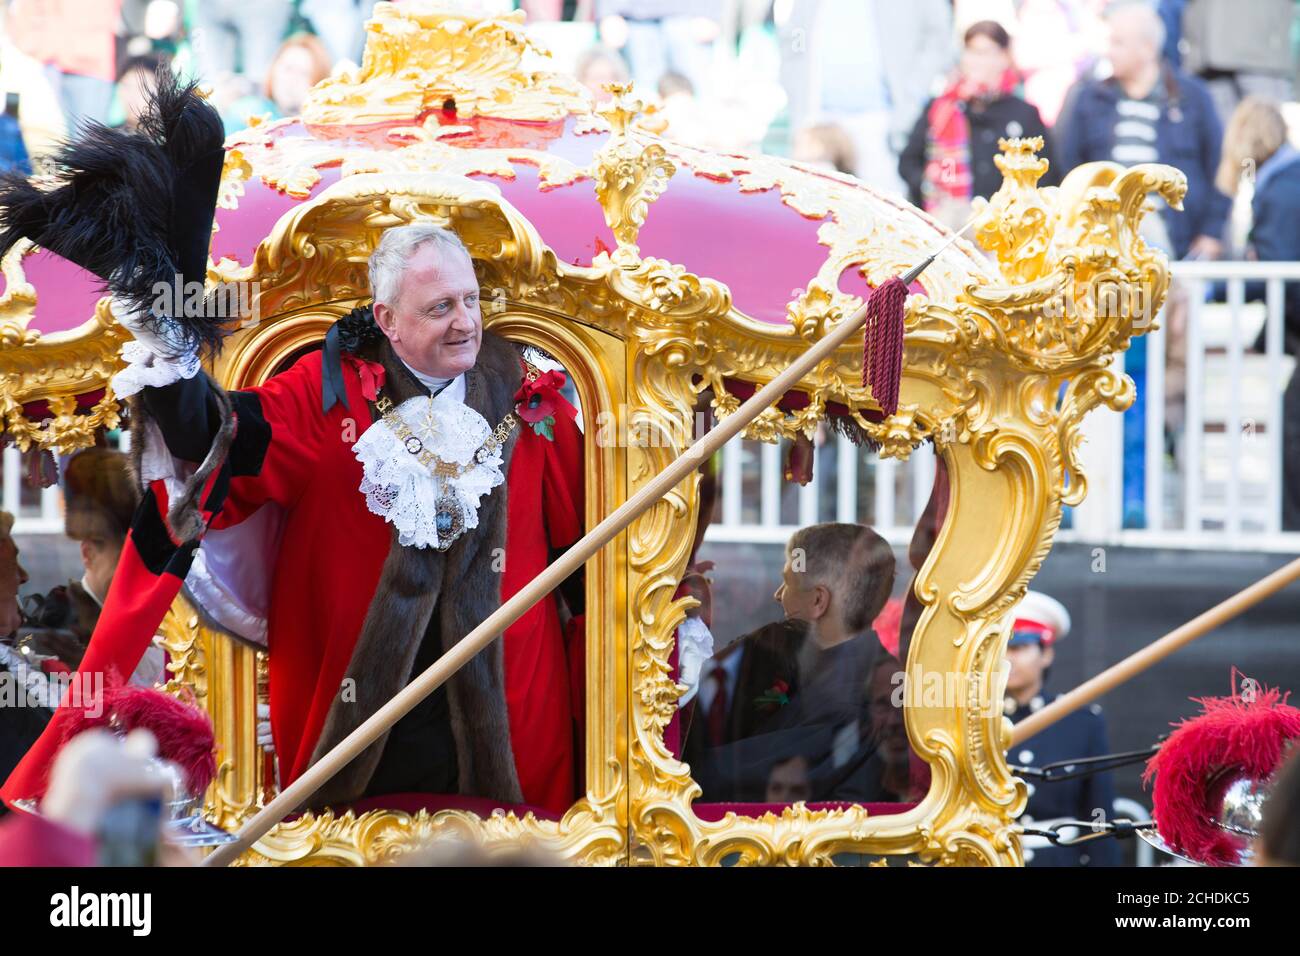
0, 77, 585, 815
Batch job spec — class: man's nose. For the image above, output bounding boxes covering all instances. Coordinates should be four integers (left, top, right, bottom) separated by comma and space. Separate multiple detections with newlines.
450, 304, 478, 330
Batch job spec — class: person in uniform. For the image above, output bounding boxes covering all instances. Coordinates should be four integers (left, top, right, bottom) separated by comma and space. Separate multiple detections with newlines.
1005, 590, 1121, 866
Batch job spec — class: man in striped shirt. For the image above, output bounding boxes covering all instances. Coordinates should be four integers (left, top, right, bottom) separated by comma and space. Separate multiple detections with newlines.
1056, 1, 1232, 530
1058, 0, 1229, 262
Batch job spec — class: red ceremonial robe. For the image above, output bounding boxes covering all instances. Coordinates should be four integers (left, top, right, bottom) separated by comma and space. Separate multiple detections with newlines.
3, 341, 584, 816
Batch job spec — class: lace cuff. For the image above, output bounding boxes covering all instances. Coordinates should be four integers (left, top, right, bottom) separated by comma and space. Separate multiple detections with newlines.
111, 339, 202, 398
109, 297, 201, 397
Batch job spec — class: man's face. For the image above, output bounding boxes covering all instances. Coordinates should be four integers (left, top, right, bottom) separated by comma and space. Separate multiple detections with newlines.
960, 34, 1010, 90
373, 243, 483, 379
80, 536, 123, 600
773, 558, 828, 624
868, 659, 909, 760
269, 46, 317, 115
0, 530, 28, 637
766, 755, 811, 804
1107, 10, 1156, 81
118, 69, 153, 130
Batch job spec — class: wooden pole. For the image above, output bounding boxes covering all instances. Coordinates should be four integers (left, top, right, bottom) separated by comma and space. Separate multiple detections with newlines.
1009, 555, 1300, 747
203, 294, 879, 866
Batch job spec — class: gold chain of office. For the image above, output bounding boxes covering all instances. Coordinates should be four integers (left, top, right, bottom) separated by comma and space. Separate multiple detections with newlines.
373, 361, 541, 480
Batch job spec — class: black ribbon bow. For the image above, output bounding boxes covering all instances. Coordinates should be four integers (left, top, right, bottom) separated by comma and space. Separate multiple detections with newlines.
321, 304, 383, 415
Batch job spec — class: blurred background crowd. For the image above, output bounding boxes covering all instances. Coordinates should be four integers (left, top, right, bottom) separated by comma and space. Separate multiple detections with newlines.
3, 4, 1298, 533
1, 1, 1297, 311
2, 0, 1297, 207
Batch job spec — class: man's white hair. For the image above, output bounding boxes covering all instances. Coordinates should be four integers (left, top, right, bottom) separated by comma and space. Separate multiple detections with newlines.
368, 222, 473, 306
1105, 0, 1167, 52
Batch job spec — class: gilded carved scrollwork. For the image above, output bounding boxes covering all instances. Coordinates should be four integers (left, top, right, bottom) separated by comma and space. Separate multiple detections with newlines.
592, 84, 676, 267
238, 804, 624, 867
300, 3, 591, 128
156, 601, 266, 833
0, 268, 125, 452
212, 136, 1182, 867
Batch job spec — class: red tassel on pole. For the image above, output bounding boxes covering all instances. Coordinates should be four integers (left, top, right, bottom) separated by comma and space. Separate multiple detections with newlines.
859, 214, 981, 418
784, 433, 815, 485
862, 276, 909, 417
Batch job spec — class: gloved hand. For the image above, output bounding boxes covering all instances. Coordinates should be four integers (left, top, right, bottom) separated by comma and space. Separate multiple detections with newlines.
109, 297, 201, 397
256, 702, 274, 753
41, 728, 173, 836
676, 616, 715, 708
110, 296, 194, 362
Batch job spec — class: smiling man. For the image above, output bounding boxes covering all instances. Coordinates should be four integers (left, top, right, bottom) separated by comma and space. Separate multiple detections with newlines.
4, 222, 587, 816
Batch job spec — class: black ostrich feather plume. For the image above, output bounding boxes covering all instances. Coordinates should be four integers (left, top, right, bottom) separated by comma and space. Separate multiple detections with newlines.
0, 63, 228, 357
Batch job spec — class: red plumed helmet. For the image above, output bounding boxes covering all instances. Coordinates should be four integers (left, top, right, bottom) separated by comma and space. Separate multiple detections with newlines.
1143, 671, 1300, 865
55, 677, 217, 799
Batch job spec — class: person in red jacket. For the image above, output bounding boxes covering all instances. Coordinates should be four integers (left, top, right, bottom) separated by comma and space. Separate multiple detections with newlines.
0, 71, 585, 818
5, 223, 586, 817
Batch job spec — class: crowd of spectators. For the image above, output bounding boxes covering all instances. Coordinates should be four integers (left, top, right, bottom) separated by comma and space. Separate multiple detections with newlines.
0, 1, 1294, 244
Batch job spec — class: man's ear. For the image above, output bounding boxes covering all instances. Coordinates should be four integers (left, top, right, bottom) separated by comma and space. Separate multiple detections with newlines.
813, 583, 832, 621
1041, 644, 1055, 669
373, 302, 398, 342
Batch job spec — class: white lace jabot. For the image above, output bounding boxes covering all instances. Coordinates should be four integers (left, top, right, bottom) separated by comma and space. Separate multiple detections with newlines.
351, 384, 504, 550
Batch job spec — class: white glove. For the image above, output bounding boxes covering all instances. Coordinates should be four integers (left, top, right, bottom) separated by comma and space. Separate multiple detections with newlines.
110, 296, 194, 360
109, 297, 201, 397
676, 616, 715, 708
256, 702, 274, 753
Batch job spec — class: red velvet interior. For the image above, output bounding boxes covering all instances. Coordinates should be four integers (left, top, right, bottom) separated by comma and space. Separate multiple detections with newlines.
287, 794, 913, 825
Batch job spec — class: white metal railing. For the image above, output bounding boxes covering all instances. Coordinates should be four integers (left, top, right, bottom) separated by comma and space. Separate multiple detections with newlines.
706, 260, 1300, 552
705, 434, 939, 547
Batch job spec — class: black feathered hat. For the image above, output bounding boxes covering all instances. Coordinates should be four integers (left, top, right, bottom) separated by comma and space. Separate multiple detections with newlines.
0, 63, 228, 356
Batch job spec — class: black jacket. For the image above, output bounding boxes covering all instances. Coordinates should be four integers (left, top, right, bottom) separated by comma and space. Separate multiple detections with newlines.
682, 618, 806, 801
685, 621, 907, 804
899, 93, 1058, 209
1010, 694, 1121, 867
